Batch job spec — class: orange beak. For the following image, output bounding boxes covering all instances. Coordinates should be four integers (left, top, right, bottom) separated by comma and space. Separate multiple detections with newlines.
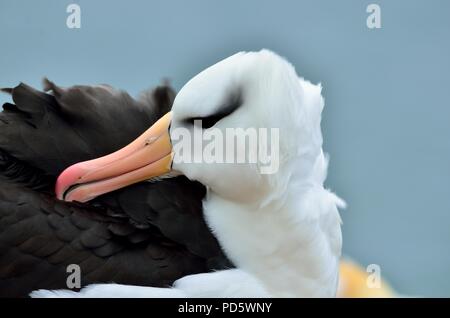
55, 112, 173, 202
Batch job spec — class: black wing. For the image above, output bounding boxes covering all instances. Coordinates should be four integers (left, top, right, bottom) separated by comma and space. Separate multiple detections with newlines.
0, 79, 171, 174
0, 80, 231, 297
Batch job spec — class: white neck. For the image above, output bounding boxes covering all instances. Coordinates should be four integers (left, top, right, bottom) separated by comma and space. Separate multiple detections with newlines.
203, 158, 343, 297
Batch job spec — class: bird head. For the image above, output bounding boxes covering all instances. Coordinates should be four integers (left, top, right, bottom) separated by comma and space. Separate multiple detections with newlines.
55, 50, 326, 207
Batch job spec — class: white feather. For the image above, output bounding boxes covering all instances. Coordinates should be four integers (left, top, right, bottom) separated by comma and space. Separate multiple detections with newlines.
32, 49, 343, 298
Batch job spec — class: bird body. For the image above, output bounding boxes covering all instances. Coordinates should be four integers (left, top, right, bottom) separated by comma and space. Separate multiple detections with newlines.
32, 50, 345, 298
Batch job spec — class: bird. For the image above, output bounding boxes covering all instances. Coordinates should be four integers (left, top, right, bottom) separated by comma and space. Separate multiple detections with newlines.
0, 79, 231, 297
32, 50, 345, 297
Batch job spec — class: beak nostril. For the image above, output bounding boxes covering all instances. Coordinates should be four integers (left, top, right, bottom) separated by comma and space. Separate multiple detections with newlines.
145, 136, 158, 146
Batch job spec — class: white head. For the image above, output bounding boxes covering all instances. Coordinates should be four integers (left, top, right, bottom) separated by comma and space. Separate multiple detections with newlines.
55, 50, 327, 209
171, 50, 326, 205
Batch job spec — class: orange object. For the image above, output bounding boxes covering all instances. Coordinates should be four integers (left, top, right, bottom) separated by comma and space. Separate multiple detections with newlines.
337, 259, 396, 298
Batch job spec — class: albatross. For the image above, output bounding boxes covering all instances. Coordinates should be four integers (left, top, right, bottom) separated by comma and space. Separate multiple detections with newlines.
32, 50, 345, 297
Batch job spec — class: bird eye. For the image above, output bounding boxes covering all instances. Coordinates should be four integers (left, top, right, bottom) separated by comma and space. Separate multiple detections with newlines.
185, 113, 227, 129
183, 92, 242, 129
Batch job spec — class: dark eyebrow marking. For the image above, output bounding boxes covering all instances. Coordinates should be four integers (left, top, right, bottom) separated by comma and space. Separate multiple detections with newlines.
184, 90, 242, 129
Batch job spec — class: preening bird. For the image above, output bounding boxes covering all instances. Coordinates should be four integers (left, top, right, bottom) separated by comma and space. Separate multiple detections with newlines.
32, 50, 345, 297
0, 80, 231, 297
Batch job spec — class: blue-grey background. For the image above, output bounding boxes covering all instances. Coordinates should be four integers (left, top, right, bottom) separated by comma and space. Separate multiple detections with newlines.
1, 0, 449, 296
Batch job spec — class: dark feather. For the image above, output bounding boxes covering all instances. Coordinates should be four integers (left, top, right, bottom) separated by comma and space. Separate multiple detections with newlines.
0, 80, 232, 297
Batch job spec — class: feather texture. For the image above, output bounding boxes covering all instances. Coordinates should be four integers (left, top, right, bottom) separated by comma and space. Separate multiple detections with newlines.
0, 80, 231, 297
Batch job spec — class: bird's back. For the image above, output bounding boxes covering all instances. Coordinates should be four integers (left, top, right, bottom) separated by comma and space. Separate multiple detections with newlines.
0, 80, 231, 297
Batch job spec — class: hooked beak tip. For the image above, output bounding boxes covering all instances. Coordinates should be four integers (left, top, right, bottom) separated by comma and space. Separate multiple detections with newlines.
55, 112, 174, 203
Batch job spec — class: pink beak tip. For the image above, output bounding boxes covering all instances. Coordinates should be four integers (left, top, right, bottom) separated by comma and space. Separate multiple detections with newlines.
55, 163, 85, 200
